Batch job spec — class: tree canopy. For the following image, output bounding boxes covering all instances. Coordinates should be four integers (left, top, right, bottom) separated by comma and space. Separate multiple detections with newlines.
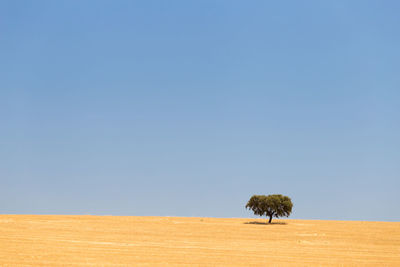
245, 194, 293, 223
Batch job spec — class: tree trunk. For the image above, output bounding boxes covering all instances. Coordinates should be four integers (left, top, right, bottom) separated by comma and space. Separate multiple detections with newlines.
268, 215, 272, 224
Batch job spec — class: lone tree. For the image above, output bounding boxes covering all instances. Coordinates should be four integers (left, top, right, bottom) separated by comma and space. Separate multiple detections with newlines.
245, 194, 293, 223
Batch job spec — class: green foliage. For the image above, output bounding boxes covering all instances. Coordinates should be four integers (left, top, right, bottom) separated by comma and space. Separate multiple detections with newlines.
245, 194, 293, 223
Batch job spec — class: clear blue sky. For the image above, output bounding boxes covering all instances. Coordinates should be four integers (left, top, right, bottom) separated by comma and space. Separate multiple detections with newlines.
1, 1, 399, 221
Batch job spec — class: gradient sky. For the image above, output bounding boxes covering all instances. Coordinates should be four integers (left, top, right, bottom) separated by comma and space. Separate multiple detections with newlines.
1, 1, 399, 221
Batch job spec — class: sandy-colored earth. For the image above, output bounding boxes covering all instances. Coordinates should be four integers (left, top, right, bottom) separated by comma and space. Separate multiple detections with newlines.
0, 215, 399, 266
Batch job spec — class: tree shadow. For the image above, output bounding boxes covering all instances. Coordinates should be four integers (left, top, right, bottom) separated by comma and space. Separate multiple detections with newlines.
244, 221, 287, 225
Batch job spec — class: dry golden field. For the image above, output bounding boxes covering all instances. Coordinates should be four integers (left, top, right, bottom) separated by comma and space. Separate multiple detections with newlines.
0, 215, 399, 266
